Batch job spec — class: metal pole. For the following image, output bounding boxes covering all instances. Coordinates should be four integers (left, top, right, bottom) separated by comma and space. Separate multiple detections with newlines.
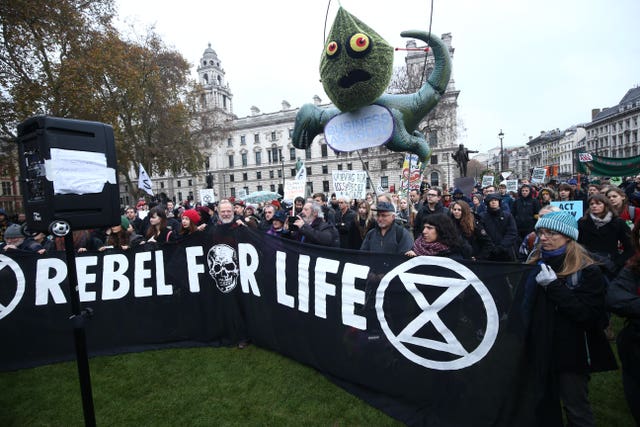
63, 230, 96, 427
356, 151, 378, 199
498, 129, 504, 174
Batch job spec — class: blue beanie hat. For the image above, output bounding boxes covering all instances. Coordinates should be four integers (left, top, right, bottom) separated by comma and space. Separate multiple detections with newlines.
534, 210, 579, 240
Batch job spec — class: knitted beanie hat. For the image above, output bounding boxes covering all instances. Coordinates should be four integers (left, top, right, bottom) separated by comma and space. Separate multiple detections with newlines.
182, 209, 201, 225
120, 215, 130, 230
534, 210, 578, 240
4, 223, 23, 239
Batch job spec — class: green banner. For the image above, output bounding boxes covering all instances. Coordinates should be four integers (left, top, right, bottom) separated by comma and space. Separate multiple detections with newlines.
577, 153, 640, 177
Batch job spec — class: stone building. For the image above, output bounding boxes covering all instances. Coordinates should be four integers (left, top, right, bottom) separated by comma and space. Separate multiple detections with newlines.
585, 86, 640, 158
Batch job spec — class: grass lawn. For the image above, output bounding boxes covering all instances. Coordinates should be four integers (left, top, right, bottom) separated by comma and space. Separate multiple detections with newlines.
1, 321, 635, 426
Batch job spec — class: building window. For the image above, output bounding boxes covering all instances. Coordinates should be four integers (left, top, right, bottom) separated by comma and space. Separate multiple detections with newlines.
270, 184, 276, 192
256, 171, 262, 179
257, 185, 263, 191
240, 135, 246, 145
277, 169, 282, 178
323, 180, 330, 192
1, 181, 11, 195
431, 155, 438, 164
337, 164, 343, 170
269, 170, 274, 179
347, 163, 353, 170
241, 153, 248, 167
321, 144, 328, 158
271, 131, 277, 141
322, 165, 328, 174
306, 182, 314, 194
288, 128, 293, 138
289, 148, 296, 160
363, 162, 369, 169
430, 171, 440, 187
381, 176, 389, 188
305, 147, 312, 160
255, 151, 262, 165
306, 167, 312, 176
188, 179, 192, 186
177, 180, 181, 188
290, 169, 296, 177
160, 182, 165, 189
254, 133, 260, 143
271, 147, 279, 163
380, 160, 387, 170
242, 172, 248, 181
231, 188, 236, 197
227, 138, 233, 147
229, 174, 235, 182
177, 192, 182, 201
228, 155, 234, 168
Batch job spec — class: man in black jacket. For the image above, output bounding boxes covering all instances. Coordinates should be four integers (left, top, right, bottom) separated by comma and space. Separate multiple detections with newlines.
335, 195, 356, 248
512, 184, 541, 240
481, 193, 518, 261
414, 187, 448, 238
291, 201, 339, 247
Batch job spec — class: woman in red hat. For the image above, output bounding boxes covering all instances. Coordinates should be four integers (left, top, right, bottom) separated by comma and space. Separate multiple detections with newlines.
179, 209, 201, 240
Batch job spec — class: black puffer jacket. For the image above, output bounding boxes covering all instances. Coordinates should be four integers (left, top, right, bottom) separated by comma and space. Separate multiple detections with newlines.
543, 253, 617, 373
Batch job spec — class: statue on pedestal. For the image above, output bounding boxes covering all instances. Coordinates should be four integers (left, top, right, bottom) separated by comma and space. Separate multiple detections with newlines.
451, 144, 478, 177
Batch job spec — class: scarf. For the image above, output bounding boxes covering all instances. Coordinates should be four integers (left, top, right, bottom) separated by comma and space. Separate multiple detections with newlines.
412, 238, 450, 256
540, 245, 567, 260
590, 211, 612, 228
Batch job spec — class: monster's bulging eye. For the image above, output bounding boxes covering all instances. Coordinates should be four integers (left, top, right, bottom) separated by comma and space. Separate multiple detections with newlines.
346, 33, 371, 58
350, 33, 369, 51
326, 41, 340, 58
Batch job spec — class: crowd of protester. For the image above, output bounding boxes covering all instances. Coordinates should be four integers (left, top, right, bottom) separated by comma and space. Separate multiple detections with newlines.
2, 173, 640, 424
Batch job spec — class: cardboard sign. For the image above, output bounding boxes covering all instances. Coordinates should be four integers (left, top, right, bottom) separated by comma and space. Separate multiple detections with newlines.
332, 170, 368, 200
199, 188, 216, 204
551, 200, 584, 218
531, 168, 547, 183
284, 179, 305, 201
481, 175, 494, 188
505, 179, 519, 193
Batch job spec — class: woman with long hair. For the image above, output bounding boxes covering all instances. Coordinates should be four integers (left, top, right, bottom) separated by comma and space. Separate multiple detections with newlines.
143, 207, 175, 244
527, 211, 617, 426
348, 201, 375, 250
578, 193, 633, 276
406, 213, 470, 259
449, 200, 493, 260
178, 209, 201, 240
606, 223, 640, 425
606, 186, 640, 229
396, 198, 416, 232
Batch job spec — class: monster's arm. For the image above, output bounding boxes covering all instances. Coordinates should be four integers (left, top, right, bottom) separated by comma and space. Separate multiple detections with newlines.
291, 103, 340, 149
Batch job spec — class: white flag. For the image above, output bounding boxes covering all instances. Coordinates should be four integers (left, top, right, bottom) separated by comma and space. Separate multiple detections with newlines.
138, 164, 154, 196
295, 160, 306, 181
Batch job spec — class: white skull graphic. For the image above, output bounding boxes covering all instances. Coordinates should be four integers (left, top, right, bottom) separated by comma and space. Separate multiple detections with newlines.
207, 244, 239, 293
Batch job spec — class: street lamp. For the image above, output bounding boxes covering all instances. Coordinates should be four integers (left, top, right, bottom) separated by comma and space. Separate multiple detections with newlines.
498, 129, 504, 174
279, 148, 285, 196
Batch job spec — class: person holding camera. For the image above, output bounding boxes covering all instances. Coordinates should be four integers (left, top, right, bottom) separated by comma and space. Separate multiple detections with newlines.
288, 201, 339, 247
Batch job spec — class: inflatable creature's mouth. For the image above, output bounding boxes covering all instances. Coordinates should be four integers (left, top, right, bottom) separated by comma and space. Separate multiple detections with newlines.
338, 69, 371, 88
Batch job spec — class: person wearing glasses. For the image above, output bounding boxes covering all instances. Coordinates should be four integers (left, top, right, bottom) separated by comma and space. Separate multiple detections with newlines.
360, 202, 413, 253
413, 187, 448, 239
527, 210, 617, 427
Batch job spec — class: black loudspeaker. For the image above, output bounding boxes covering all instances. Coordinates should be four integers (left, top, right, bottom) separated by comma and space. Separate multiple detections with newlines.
16, 116, 120, 232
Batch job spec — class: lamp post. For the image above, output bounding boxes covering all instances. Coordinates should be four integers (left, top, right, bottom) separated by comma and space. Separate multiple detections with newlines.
279, 148, 285, 195
498, 129, 504, 174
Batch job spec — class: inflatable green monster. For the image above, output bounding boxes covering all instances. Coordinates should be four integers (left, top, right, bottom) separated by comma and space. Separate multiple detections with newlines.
292, 7, 452, 171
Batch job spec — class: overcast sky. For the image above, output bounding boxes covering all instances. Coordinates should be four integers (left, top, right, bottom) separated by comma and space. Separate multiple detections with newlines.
116, 0, 640, 153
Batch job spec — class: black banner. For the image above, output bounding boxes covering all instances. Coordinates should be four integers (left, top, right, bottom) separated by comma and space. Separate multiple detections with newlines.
0, 228, 550, 426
